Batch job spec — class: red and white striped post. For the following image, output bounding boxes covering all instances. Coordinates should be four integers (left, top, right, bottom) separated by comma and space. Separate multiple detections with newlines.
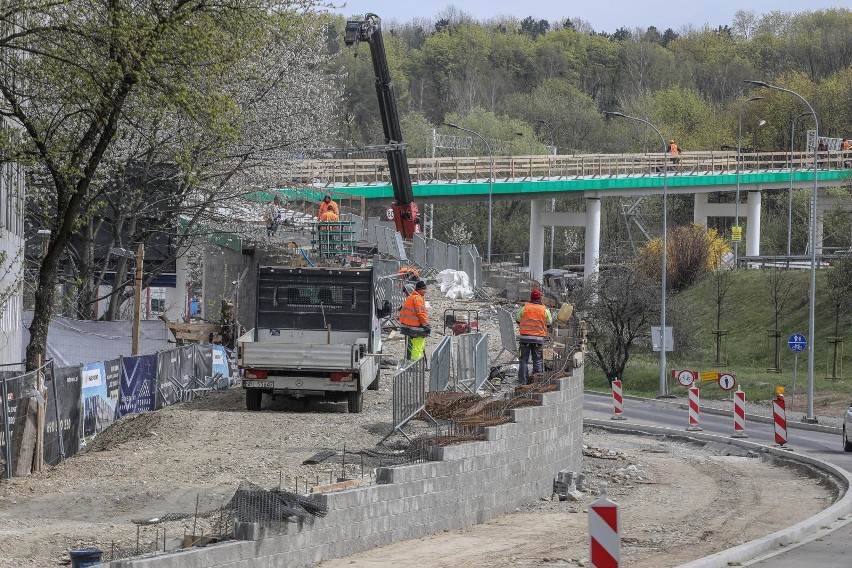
686, 386, 702, 431
589, 481, 620, 568
610, 379, 626, 421
773, 389, 788, 446
731, 386, 748, 438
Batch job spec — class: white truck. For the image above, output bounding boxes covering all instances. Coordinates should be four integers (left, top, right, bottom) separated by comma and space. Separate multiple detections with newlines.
237, 266, 382, 413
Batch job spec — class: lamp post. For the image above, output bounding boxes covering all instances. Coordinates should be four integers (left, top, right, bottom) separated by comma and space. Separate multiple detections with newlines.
110, 244, 145, 356
747, 80, 819, 423
789, 111, 811, 256
536, 120, 557, 268
605, 111, 669, 397
735, 96, 764, 267
445, 123, 493, 263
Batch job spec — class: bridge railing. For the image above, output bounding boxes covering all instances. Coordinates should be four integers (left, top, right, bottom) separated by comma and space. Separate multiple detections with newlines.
289, 150, 848, 187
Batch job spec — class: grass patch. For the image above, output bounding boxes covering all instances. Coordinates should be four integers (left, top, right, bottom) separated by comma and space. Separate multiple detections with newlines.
584, 269, 852, 406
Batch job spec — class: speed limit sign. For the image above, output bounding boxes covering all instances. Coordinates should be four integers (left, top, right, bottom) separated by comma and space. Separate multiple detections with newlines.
718, 373, 736, 391
386, 207, 395, 220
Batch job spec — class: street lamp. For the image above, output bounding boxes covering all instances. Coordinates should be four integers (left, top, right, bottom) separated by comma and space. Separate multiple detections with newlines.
444, 123, 493, 263
735, 96, 764, 267
111, 244, 145, 356
536, 120, 558, 268
747, 79, 819, 423
605, 111, 669, 397
789, 111, 811, 256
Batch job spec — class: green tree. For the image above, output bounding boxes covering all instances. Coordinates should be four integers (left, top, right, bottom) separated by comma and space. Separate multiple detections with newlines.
1, 0, 335, 369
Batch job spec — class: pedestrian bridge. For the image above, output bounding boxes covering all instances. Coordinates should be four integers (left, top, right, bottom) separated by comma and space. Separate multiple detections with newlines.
284, 150, 852, 280
291, 150, 851, 201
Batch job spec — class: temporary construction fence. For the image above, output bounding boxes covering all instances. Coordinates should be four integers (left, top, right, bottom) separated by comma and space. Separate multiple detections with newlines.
0, 344, 232, 480
493, 307, 519, 365
429, 336, 452, 392
388, 357, 434, 440
454, 332, 490, 393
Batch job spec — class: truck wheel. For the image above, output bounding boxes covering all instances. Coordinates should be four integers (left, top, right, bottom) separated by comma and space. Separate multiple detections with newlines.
246, 389, 262, 411
347, 390, 363, 413
368, 370, 380, 391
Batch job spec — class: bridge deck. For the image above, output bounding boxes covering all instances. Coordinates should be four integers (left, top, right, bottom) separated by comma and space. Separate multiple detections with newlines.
283, 150, 851, 201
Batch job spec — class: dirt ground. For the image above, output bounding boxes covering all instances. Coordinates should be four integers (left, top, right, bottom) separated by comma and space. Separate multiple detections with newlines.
0, 291, 841, 567
319, 429, 836, 568
0, 393, 835, 568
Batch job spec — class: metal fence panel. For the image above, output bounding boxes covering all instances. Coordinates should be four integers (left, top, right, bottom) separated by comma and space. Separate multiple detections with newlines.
345, 214, 365, 242
473, 333, 490, 392
455, 332, 481, 392
494, 307, 518, 364
461, 250, 476, 289
376, 227, 390, 255
391, 357, 427, 434
429, 336, 452, 392
447, 245, 459, 271
412, 234, 427, 267
392, 231, 407, 261
431, 239, 448, 271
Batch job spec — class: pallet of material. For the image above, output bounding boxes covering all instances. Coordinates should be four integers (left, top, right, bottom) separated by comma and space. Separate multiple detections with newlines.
166, 322, 223, 345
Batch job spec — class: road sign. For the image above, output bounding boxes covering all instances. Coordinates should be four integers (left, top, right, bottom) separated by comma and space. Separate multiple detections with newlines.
700, 371, 719, 382
386, 207, 395, 220
718, 373, 736, 391
732, 226, 743, 242
677, 370, 695, 387
651, 326, 674, 352
788, 333, 807, 353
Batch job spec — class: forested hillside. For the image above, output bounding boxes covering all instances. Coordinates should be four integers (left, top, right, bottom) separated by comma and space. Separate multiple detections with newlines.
321, 7, 852, 260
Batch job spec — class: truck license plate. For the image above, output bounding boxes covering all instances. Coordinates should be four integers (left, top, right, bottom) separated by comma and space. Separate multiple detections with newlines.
243, 380, 273, 388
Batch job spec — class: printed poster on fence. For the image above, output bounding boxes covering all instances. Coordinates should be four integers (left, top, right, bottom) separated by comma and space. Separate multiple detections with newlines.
44, 365, 82, 466
80, 361, 118, 446
117, 354, 157, 418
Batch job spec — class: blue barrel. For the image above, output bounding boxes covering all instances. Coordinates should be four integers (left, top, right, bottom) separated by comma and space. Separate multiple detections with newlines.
69, 548, 103, 568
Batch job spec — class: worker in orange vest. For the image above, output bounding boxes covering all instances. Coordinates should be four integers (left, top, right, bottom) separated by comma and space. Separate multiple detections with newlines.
515, 288, 552, 385
399, 280, 430, 362
318, 194, 339, 217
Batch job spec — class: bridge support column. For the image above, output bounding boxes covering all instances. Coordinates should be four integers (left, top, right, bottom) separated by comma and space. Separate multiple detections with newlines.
746, 191, 762, 257
693, 193, 709, 226
584, 198, 601, 280
529, 200, 546, 281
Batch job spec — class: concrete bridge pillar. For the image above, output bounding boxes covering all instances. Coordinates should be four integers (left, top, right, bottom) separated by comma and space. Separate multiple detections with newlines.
693, 193, 709, 226
529, 200, 546, 281
584, 198, 601, 279
528, 197, 600, 282
746, 191, 762, 257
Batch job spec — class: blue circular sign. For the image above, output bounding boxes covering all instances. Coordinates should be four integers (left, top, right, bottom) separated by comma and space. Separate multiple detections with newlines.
788, 333, 807, 353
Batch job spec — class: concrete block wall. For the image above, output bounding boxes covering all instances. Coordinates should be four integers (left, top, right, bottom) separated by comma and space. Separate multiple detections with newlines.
112, 369, 584, 568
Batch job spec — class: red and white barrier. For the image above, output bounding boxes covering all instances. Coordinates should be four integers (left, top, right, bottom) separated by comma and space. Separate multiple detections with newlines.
589, 482, 620, 568
686, 386, 702, 431
731, 387, 748, 438
610, 379, 626, 420
773, 394, 788, 446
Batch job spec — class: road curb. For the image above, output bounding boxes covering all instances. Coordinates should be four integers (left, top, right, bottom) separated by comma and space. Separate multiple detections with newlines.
584, 418, 852, 568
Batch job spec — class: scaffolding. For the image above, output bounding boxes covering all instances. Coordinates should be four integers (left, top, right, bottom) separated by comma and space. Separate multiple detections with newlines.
312, 219, 358, 259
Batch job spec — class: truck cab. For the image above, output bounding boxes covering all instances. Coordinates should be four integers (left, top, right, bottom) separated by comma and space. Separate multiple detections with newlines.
237, 266, 382, 412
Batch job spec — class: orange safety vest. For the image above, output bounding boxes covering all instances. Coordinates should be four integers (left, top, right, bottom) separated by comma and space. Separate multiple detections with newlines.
668, 143, 679, 157
518, 303, 548, 337
319, 200, 339, 217
319, 210, 339, 222
399, 292, 428, 327
843, 141, 851, 151
398, 266, 420, 280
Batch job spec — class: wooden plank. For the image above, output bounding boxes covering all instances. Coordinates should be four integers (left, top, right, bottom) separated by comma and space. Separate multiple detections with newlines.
167, 323, 222, 333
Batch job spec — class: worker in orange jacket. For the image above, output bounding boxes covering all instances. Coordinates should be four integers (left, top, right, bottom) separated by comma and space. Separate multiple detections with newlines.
515, 288, 552, 385
399, 280, 430, 362
318, 194, 339, 217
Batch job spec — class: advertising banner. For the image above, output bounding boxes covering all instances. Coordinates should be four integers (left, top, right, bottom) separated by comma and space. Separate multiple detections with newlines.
44, 365, 82, 465
117, 355, 157, 418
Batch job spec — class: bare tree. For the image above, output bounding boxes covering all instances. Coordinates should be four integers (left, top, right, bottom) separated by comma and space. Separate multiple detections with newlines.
762, 265, 798, 371
574, 265, 660, 383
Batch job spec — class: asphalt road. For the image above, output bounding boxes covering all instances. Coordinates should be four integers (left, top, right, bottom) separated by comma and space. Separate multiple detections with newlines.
583, 392, 852, 567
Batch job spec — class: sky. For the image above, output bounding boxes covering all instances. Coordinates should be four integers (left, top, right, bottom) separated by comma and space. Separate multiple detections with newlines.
333, 1, 848, 34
